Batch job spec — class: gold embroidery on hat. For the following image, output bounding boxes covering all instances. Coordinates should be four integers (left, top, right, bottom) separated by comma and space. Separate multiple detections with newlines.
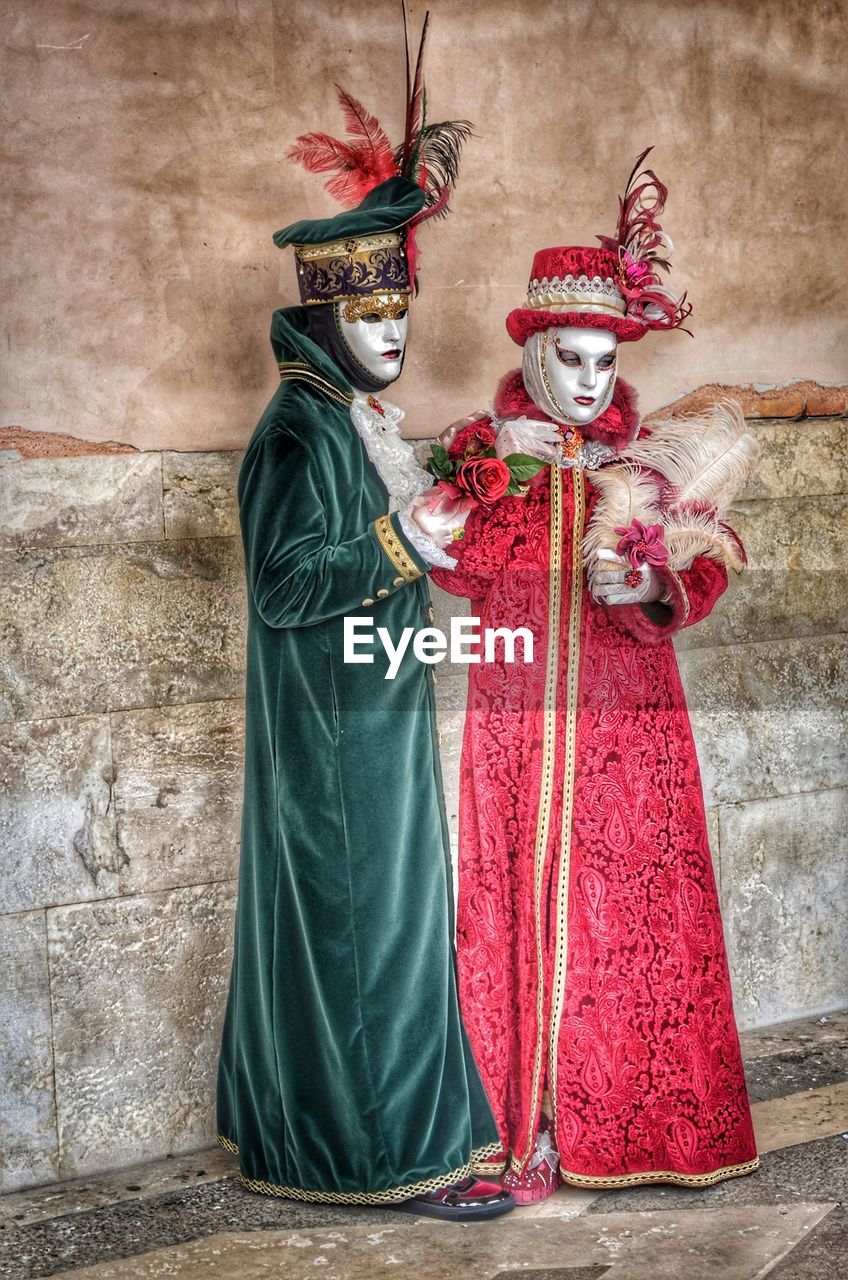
294, 232, 402, 261
525, 272, 626, 316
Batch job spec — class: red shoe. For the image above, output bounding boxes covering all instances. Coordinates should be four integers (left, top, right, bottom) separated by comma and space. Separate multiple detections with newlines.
394, 1176, 515, 1221
503, 1126, 562, 1205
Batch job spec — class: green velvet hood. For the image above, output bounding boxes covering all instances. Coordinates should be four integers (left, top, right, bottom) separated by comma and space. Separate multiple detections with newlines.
269, 306, 352, 394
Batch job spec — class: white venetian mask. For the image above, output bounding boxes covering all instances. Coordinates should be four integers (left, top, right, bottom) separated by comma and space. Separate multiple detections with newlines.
524, 325, 618, 426
337, 292, 409, 384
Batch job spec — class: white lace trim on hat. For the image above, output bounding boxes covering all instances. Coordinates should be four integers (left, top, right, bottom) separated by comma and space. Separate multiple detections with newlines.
526, 273, 625, 313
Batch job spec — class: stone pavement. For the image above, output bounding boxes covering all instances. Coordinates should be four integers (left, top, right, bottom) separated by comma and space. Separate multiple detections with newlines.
1, 1012, 845, 1280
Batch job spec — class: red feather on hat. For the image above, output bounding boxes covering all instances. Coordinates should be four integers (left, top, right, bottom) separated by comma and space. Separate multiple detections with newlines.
286, 4, 472, 286
287, 86, 398, 209
597, 146, 693, 333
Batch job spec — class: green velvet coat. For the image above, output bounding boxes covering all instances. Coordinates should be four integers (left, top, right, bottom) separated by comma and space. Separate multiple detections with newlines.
216, 307, 499, 1203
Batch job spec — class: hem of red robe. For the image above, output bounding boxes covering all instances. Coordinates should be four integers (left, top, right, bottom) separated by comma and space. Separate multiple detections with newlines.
554, 1152, 760, 1189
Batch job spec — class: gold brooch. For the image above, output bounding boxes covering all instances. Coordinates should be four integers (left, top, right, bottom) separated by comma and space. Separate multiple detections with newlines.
559, 426, 585, 459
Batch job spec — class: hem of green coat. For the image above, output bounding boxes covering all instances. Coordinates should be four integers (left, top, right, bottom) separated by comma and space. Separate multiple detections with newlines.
217, 1132, 505, 1204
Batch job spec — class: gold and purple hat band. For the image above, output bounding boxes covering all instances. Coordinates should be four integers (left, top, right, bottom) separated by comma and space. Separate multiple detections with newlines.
294, 232, 411, 306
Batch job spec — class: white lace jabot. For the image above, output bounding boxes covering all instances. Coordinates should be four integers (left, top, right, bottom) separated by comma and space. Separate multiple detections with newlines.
348, 391, 432, 510
348, 392, 457, 572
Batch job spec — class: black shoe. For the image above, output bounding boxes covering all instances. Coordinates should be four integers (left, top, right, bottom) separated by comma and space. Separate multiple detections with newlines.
394, 1176, 516, 1221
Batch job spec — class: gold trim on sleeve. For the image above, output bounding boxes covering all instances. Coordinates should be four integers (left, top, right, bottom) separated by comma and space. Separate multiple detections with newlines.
512, 463, 565, 1175
667, 567, 691, 626
374, 514, 424, 583
217, 1133, 504, 1205
547, 468, 587, 1136
470, 1155, 509, 1177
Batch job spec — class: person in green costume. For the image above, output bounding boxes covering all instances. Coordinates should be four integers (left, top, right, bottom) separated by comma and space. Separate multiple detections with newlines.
216, 28, 513, 1218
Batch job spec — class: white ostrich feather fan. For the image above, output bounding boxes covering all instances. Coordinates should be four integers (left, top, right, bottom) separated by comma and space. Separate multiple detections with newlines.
625, 401, 761, 515
583, 400, 760, 586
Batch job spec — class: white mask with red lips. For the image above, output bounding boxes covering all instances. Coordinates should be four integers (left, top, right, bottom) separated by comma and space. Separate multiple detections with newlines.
524, 325, 618, 428
337, 293, 409, 384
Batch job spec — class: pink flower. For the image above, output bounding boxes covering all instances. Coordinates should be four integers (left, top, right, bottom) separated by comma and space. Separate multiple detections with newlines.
619, 251, 655, 294
613, 518, 669, 569
425, 479, 476, 515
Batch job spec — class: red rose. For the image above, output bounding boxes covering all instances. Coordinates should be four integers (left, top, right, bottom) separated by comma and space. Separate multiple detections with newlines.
447, 420, 497, 460
456, 456, 511, 505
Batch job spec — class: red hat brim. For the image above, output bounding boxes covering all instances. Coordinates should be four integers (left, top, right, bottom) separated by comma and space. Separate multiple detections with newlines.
505, 307, 648, 346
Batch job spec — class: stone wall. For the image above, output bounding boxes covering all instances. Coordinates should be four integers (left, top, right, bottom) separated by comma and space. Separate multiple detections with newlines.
1, 418, 846, 1193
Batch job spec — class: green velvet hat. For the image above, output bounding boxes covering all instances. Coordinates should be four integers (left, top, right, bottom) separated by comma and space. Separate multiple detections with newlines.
274, 177, 426, 309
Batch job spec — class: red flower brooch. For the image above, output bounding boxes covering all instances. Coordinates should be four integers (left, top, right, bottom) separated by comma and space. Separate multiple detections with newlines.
613, 519, 668, 587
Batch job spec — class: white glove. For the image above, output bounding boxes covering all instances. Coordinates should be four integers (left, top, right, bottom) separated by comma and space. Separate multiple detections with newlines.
495, 416, 561, 463
592, 549, 667, 606
409, 491, 471, 549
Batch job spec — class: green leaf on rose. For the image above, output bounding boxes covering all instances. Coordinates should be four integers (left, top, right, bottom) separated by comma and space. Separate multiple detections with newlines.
502, 453, 547, 482
427, 443, 454, 479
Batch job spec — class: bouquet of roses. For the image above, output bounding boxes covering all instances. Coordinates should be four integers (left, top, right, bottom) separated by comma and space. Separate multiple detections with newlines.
424, 418, 545, 517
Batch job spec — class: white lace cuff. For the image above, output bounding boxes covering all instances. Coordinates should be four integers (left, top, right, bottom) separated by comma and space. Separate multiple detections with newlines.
398, 506, 458, 572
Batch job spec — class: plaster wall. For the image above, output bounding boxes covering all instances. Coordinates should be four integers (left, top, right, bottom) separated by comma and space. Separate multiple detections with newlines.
3, 0, 847, 451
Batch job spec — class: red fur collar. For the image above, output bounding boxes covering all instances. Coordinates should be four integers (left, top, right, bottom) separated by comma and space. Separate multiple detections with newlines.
493, 368, 640, 448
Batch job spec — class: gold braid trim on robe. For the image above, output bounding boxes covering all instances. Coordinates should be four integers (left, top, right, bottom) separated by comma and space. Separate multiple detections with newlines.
556, 1155, 761, 1190
217, 1133, 505, 1204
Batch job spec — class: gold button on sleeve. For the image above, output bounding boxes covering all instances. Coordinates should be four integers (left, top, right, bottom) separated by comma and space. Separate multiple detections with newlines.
376, 588, 390, 598
392, 576, 404, 587
361, 598, 374, 607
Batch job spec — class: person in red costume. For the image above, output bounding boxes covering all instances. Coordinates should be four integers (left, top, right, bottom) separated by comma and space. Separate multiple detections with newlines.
431, 151, 761, 1204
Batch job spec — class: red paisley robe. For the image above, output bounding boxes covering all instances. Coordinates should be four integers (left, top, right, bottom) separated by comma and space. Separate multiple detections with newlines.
431, 372, 758, 1190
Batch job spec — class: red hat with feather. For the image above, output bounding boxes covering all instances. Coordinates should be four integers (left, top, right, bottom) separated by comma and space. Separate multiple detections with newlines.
506, 149, 692, 345
274, 6, 472, 311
